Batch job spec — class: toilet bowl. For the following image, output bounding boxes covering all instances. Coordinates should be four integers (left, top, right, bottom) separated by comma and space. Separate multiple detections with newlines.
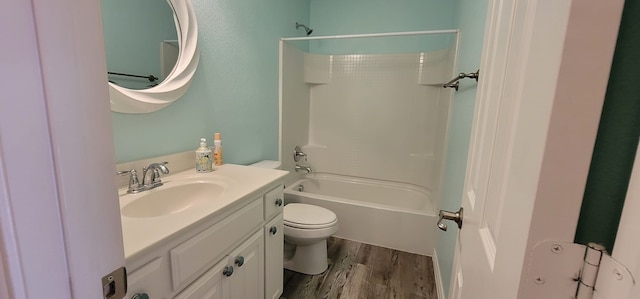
283, 203, 338, 275
248, 160, 338, 275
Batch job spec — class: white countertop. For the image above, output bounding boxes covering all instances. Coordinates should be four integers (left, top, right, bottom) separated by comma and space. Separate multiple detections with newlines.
119, 164, 288, 260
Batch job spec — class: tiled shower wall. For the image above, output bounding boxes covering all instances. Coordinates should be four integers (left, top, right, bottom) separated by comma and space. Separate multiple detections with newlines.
281, 42, 456, 204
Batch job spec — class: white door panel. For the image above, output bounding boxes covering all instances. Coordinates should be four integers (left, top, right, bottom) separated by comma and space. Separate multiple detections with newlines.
460, 0, 517, 275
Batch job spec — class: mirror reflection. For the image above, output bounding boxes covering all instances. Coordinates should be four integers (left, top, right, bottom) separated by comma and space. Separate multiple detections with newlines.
102, 0, 179, 90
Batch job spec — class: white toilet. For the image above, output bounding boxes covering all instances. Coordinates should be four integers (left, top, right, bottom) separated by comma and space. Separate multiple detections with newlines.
283, 203, 338, 275
248, 160, 339, 275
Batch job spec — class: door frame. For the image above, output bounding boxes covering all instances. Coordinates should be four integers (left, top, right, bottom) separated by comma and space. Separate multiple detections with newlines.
613, 142, 640, 296
449, 0, 625, 298
0, 0, 125, 298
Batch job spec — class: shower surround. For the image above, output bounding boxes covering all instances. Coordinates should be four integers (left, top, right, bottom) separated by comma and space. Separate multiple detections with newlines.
280, 34, 456, 255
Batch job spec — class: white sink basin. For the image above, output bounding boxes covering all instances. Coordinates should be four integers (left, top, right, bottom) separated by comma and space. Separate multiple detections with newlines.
121, 181, 225, 218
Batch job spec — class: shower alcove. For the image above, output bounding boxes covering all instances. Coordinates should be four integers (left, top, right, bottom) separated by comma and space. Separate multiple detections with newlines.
279, 31, 458, 256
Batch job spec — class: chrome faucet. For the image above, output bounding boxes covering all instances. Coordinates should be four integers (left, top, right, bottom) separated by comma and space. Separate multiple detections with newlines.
142, 162, 169, 188
117, 162, 169, 194
295, 164, 312, 173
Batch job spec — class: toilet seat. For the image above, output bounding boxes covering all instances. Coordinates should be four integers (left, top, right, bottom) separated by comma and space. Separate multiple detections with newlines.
284, 203, 337, 229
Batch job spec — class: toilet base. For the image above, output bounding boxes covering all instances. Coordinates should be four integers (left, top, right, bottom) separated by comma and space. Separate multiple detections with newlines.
284, 239, 329, 275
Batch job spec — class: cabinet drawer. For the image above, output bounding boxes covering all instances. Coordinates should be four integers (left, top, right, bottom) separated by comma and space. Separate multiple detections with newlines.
125, 257, 168, 299
170, 199, 263, 290
263, 185, 284, 220
173, 258, 229, 299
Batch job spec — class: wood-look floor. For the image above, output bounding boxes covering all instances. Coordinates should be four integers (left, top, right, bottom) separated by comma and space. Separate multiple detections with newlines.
281, 237, 437, 299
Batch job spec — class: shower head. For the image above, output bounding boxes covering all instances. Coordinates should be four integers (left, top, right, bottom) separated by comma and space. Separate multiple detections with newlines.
295, 22, 313, 36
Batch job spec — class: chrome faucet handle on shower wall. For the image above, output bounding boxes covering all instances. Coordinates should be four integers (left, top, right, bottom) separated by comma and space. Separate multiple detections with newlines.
293, 145, 307, 162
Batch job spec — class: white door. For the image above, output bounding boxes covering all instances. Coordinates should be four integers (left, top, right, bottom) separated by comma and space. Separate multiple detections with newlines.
1, 0, 126, 298
447, 0, 625, 298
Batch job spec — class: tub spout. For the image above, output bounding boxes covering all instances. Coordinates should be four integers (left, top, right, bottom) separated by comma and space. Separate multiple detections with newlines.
295, 164, 312, 173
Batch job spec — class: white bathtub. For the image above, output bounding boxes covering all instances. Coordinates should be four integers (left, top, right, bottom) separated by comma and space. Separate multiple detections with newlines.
284, 173, 437, 256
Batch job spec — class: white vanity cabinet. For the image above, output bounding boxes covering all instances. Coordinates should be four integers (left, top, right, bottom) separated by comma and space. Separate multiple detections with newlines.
123, 181, 285, 299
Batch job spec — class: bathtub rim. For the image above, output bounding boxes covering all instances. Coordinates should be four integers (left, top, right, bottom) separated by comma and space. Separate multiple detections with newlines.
284, 172, 436, 216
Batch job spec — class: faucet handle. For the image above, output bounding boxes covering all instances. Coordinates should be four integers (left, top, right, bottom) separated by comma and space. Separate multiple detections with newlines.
293, 146, 307, 162
148, 161, 169, 174
117, 169, 141, 193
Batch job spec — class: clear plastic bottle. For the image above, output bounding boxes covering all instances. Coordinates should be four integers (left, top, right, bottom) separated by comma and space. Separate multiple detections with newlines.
213, 133, 223, 166
195, 138, 212, 172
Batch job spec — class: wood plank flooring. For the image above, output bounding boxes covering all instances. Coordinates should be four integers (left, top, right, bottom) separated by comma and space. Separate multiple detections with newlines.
281, 237, 437, 299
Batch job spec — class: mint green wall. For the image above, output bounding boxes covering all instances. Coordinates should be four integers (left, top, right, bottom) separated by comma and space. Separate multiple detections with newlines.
309, 0, 458, 55
436, 1, 488, 297
307, 0, 458, 55
112, 0, 310, 163
305, 34, 457, 55
310, 0, 457, 35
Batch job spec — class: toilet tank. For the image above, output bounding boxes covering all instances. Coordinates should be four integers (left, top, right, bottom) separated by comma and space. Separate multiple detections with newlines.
248, 160, 282, 169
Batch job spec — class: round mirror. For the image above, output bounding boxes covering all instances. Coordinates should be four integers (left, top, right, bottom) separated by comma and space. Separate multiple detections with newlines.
103, 0, 178, 90
102, 0, 199, 114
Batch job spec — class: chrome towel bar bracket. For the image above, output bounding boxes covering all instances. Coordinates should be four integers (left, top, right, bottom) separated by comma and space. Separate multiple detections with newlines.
442, 69, 479, 91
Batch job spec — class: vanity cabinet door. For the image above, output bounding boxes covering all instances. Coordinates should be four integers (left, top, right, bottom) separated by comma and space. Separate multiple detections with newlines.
228, 230, 264, 299
173, 258, 230, 299
264, 213, 284, 299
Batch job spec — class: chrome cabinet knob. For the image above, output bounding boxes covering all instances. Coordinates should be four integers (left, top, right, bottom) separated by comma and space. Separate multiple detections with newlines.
223, 266, 234, 277
234, 256, 245, 267
275, 198, 283, 206
269, 226, 278, 235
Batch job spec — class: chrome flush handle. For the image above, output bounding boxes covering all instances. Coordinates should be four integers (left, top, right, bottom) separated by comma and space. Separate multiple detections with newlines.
437, 207, 464, 231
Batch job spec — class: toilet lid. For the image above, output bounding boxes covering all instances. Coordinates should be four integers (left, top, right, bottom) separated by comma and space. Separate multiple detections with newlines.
284, 203, 337, 229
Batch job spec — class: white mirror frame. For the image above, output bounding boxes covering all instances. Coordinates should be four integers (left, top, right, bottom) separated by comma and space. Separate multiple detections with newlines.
109, 0, 199, 114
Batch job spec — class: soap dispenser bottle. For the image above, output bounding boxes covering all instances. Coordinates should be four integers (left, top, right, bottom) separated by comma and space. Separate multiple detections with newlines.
195, 138, 212, 172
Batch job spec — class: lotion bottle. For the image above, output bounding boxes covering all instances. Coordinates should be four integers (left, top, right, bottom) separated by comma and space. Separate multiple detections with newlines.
195, 138, 212, 172
213, 133, 223, 166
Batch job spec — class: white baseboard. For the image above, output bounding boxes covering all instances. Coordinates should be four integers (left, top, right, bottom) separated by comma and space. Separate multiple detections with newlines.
432, 248, 445, 299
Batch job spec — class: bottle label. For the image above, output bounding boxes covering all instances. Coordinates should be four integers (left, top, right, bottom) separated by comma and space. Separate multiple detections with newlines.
213, 144, 222, 166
